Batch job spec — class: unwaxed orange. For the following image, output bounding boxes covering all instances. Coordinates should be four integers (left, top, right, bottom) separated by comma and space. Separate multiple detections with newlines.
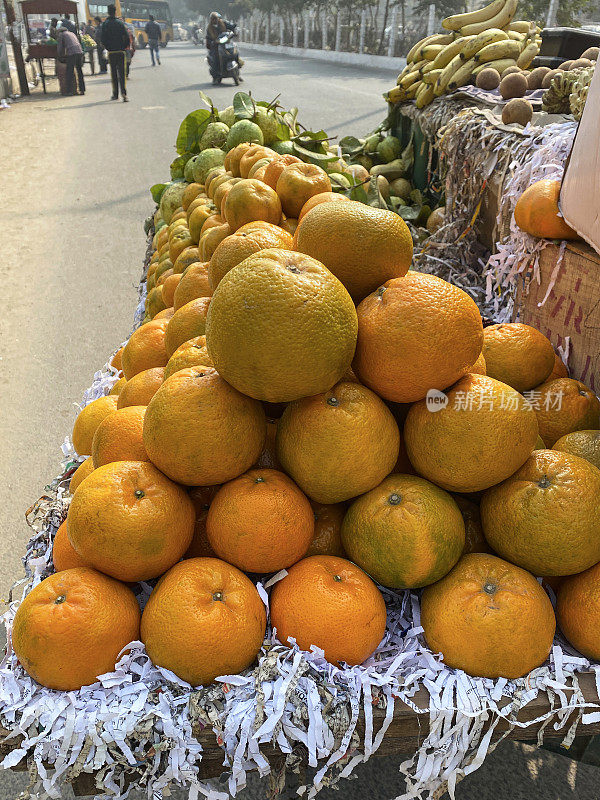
354, 273, 484, 403
91, 405, 148, 468
117, 367, 165, 409
164, 296, 211, 358
534, 378, 600, 446
208, 221, 293, 290
298, 191, 350, 220
270, 555, 386, 666
557, 562, 600, 661
224, 179, 282, 232
421, 553, 555, 679
207, 468, 313, 573
67, 461, 195, 582
262, 154, 302, 189
53, 521, 89, 571
144, 367, 266, 486
173, 263, 211, 310
164, 335, 213, 380
141, 557, 266, 686
205, 249, 357, 403
482, 323, 555, 393
69, 457, 95, 493
276, 381, 400, 503
276, 163, 332, 219
122, 319, 169, 380
294, 201, 413, 301
12, 567, 141, 690
514, 179, 579, 240
481, 449, 600, 576
72, 395, 119, 456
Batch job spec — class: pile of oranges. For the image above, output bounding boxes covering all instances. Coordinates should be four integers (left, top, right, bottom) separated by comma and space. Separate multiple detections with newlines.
13, 142, 600, 695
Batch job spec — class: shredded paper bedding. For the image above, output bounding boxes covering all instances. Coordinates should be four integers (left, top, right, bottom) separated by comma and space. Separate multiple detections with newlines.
1, 222, 599, 800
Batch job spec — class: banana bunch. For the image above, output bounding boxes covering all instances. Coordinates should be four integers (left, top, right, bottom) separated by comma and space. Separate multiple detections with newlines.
387, 0, 542, 108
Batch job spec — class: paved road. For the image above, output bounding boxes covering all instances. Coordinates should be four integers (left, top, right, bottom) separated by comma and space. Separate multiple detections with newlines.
1, 41, 598, 800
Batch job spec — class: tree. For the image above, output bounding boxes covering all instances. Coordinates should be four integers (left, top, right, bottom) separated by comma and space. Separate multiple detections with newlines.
518, 0, 594, 25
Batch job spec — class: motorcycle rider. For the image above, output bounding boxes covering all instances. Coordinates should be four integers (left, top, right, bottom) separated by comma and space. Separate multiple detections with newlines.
205, 11, 237, 84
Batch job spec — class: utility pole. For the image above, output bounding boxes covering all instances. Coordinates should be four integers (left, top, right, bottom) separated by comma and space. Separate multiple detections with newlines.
2, 0, 29, 96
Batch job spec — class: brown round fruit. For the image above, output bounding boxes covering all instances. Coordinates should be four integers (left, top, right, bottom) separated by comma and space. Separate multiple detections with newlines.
502, 98, 533, 126
476, 68, 500, 90
499, 72, 528, 99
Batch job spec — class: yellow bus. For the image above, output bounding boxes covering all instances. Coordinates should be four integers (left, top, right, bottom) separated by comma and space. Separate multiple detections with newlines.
121, 0, 173, 48
86, 0, 122, 24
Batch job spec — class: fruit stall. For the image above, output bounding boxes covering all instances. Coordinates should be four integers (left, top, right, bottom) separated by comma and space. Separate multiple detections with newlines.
2, 9, 600, 798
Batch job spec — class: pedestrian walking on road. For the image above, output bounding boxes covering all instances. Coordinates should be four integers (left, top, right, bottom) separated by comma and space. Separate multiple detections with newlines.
57, 28, 85, 95
101, 4, 130, 102
145, 15, 161, 66
93, 16, 108, 73
124, 21, 136, 77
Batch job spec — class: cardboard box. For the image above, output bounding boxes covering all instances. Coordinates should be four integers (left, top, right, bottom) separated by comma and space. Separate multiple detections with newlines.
513, 241, 600, 392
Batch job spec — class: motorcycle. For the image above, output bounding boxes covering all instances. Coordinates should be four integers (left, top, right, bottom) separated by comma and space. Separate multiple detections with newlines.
191, 28, 200, 46
208, 28, 242, 85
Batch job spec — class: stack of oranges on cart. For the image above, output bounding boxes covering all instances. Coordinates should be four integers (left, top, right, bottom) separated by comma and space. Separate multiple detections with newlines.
12, 147, 600, 692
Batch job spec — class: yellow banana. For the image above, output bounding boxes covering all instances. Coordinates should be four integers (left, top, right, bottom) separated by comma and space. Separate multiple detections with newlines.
420, 43, 446, 61
436, 53, 463, 93
420, 61, 437, 74
460, 0, 518, 37
442, 0, 505, 31
474, 39, 521, 63
386, 86, 407, 103
416, 83, 435, 108
447, 57, 477, 90
472, 57, 517, 75
517, 41, 539, 68
508, 20, 536, 33
506, 30, 525, 41
407, 33, 454, 63
460, 28, 509, 60
432, 36, 475, 69
399, 69, 422, 88
423, 69, 443, 84
405, 82, 420, 100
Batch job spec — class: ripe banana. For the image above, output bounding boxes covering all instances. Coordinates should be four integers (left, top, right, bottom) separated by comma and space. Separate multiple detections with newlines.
436, 54, 463, 94
407, 33, 454, 63
404, 82, 420, 100
420, 43, 446, 61
399, 69, 421, 88
423, 69, 443, 84
442, 0, 505, 31
474, 40, 521, 63
447, 57, 477, 91
420, 61, 437, 75
416, 83, 435, 108
472, 57, 517, 75
432, 36, 476, 69
460, 28, 509, 60
516, 41, 539, 68
460, 0, 518, 37
506, 30, 525, 41
508, 20, 536, 33
386, 86, 407, 103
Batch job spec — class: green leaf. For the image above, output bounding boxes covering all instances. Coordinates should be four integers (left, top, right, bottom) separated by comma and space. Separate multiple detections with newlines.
276, 120, 291, 141
366, 176, 388, 209
175, 109, 211, 155
233, 92, 255, 120
350, 183, 369, 204
150, 183, 167, 203
198, 90, 218, 117
397, 205, 421, 221
292, 142, 338, 163
339, 135, 362, 153
282, 108, 299, 136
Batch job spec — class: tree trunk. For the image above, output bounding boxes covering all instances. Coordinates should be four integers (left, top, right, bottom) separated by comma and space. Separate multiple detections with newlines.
3, 0, 29, 96
377, 0, 391, 54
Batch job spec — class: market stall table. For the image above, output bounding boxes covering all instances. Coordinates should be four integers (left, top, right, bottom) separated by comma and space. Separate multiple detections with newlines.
21, 0, 80, 93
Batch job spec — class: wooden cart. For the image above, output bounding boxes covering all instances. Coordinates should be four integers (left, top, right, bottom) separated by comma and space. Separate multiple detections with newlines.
21, 0, 79, 93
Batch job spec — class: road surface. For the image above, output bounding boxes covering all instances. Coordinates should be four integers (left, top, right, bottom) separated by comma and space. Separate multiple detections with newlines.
0, 41, 598, 800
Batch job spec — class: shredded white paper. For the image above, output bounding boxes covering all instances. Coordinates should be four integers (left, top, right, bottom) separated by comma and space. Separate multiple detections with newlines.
1, 231, 599, 800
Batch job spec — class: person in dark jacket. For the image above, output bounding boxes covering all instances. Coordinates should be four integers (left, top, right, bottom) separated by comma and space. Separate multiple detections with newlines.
61, 14, 76, 32
93, 16, 107, 72
144, 14, 161, 66
205, 11, 235, 84
57, 28, 85, 95
101, 4, 130, 101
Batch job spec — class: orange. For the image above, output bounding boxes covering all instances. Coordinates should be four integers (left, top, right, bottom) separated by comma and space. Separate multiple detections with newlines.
69, 457, 95, 493
341, 475, 465, 589
553, 429, 600, 470
156, 268, 174, 288
164, 335, 213, 380
239, 146, 277, 178
294, 201, 413, 302
354, 273, 483, 403
199, 222, 232, 261
173, 246, 202, 275
91, 405, 148, 468
208, 221, 294, 290
276, 381, 400, 503
262, 154, 302, 190
189, 204, 218, 244
173, 263, 212, 310
161, 273, 181, 308
482, 323, 555, 393
207, 468, 313, 573
453, 496, 492, 555
469, 352, 487, 375
117, 367, 165, 409
72, 395, 119, 456
228, 142, 256, 176
548, 352, 569, 380
307, 502, 346, 557
534, 378, 600, 446
298, 191, 350, 221
205, 249, 357, 403
481, 449, 600, 576
145, 286, 167, 319
420, 553, 555, 679
68, 461, 195, 582
224, 179, 282, 232
122, 320, 169, 380
141, 557, 266, 686
185, 486, 220, 559
254, 418, 280, 470
280, 217, 298, 236
213, 178, 243, 217
11, 567, 141, 691
200, 213, 224, 236
404, 374, 539, 493
204, 167, 227, 197
109, 376, 127, 395
110, 347, 124, 372
181, 182, 204, 211
144, 367, 266, 486
164, 296, 211, 358
248, 157, 276, 178
169, 226, 195, 264
557, 562, 600, 661
270, 555, 386, 666
52, 521, 89, 571
514, 179, 579, 240
276, 163, 332, 219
